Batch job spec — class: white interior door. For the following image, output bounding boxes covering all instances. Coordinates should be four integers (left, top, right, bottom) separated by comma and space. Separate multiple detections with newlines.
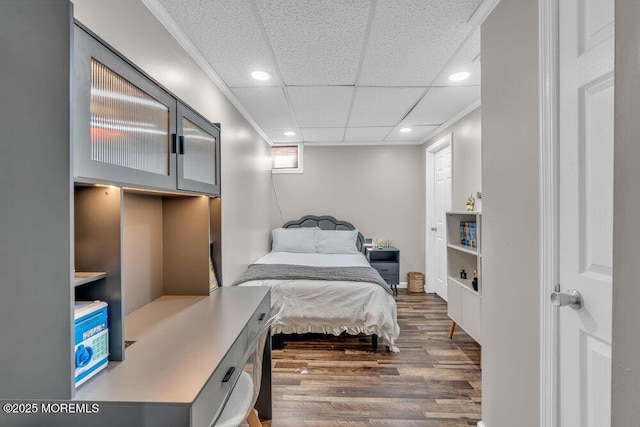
557, 0, 614, 425
428, 141, 451, 300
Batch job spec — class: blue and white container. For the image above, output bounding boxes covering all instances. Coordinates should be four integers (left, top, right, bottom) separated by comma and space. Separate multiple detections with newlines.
74, 301, 109, 387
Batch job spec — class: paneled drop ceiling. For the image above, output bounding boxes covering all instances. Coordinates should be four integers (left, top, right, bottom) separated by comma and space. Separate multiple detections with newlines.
145, 0, 485, 145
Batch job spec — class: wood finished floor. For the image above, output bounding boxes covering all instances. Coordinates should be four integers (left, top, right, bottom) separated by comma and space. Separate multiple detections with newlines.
258, 290, 481, 426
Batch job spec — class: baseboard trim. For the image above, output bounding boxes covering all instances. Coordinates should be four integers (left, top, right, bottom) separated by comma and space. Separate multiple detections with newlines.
478, 421, 486, 427
397, 281, 408, 288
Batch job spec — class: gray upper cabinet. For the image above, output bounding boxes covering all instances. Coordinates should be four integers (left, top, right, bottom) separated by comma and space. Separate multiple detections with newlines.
177, 103, 221, 195
73, 24, 220, 196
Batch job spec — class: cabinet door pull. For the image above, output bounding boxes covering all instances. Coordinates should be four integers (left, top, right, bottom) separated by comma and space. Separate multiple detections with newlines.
178, 135, 185, 155
221, 367, 235, 383
171, 134, 177, 154
258, 313, 266, 321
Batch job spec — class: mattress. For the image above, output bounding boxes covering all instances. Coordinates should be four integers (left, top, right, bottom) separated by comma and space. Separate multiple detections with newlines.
236, 251, 400, 352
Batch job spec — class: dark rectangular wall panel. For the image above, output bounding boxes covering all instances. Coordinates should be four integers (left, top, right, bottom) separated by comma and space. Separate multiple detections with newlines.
163, 196, 210, 295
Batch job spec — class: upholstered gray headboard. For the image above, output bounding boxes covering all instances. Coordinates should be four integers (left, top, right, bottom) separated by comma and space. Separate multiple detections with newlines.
281, 215, 366, 253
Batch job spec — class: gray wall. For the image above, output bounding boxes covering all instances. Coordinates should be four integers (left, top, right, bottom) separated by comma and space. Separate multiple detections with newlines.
271, 145, 425, 280
481, 1, 540, 426
612, 0, 640, 424
0, 0, 74, 399
72, 0, 273, 284
423, 107, 482, 211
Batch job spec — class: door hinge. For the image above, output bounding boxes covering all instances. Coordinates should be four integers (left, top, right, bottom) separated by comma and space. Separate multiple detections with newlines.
555, 283, 561, 292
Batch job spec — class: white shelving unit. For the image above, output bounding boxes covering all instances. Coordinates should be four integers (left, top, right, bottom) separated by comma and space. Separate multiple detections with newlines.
446, 211, 482, 343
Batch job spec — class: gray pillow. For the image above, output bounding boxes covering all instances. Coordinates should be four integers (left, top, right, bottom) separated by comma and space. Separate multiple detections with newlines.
316, 229, 359, 254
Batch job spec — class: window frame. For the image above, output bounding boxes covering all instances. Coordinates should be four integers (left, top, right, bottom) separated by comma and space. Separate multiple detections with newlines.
271, 143, 304, 174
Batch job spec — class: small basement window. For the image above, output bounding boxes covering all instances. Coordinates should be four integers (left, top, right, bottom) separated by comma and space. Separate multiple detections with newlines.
271, 144, 303, 173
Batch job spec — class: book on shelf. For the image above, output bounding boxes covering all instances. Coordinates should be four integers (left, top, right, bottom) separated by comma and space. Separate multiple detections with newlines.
460, 220, 477, 248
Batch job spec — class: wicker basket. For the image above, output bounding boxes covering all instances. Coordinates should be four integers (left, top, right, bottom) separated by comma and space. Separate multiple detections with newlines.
407, 272, 425, 293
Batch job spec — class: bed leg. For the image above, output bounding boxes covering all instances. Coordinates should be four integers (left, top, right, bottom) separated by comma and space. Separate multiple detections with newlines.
372, 334, 378, 351
272, 333, 283, 349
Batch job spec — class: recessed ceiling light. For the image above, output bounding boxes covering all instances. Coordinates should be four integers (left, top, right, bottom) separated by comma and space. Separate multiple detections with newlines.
448, 71, 470, 82
284, 131, 296, 136
400, 127, 412, 133
251, 71, 271, 81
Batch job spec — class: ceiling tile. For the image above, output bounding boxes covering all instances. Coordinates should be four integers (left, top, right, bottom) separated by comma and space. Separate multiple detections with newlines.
431, 29, 481, 86
301, 128, 345, 142
401, 86, 480, 126
348, 87, 425, 127
157, 0, 282, 87
287, 86, 354, 127
344, 127, 393, 142
231, 87, 297, 128
385, 125, 439, 142
255, 0, 371, 85
154, 0, 484, 146
359, 0, 482, 86
262, 128, 303, 143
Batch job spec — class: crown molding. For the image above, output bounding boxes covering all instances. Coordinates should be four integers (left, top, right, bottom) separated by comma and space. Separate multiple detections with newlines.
468, 0, 501, 27
142, 0, 274, 146
420, 98, 481, 146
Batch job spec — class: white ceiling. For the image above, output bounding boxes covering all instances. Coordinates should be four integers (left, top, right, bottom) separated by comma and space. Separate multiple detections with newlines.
146, 0, 486, 145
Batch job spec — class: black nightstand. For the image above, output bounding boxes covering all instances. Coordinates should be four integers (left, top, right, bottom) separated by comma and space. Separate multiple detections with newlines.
365, 247, 400, 294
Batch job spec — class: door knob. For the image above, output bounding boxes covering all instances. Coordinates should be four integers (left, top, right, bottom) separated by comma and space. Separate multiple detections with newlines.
550, 289, 583, 310
431, 227, 437, 232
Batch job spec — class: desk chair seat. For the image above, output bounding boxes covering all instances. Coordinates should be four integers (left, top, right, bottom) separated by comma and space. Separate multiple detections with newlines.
214, 371, 256, 427
213, 301, 285, 427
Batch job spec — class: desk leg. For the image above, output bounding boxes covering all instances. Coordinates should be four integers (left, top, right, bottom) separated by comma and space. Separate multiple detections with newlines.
255, 327, 272, 420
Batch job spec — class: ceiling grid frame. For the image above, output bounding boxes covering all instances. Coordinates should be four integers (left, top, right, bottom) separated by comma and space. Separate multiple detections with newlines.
248, 0, 303, 142
146, 0, 496, 146
339, 0, 378, 143
397, 27, 481, 127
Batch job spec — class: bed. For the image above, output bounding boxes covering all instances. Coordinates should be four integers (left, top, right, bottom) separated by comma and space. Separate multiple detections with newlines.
232, 215, 400, 352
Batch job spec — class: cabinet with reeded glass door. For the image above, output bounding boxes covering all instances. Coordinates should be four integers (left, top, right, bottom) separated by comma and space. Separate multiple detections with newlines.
176, 103, 221, 195
73, 23, 220, 196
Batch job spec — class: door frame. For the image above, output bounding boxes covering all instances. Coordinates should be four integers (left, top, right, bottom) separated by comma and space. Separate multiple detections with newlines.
425, 134, 452, 296
539, 0, 560, 425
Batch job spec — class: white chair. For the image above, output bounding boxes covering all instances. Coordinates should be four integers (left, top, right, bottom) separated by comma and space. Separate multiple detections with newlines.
213, 302, 285, 427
